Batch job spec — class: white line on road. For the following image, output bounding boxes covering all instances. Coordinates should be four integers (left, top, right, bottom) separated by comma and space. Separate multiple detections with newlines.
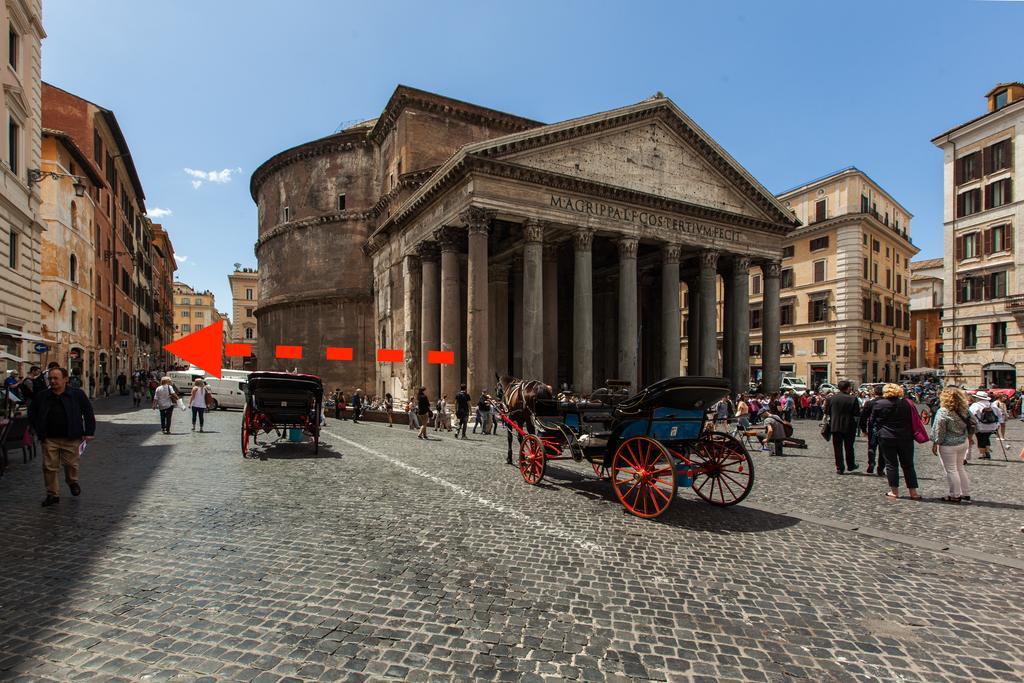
323, 429, 605, 554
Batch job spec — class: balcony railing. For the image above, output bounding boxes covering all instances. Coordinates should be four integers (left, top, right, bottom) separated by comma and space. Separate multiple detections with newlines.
1006, 294, 1024, 311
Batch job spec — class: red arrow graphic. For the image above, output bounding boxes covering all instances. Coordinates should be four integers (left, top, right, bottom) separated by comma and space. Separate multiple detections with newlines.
164, 320, 224, 378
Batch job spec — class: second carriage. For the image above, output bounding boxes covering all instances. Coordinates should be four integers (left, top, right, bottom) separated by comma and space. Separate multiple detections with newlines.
496, 376, 754, 519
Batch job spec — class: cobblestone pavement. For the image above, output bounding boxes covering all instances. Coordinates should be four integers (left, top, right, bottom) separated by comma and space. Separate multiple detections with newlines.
1, 398, 1022, 682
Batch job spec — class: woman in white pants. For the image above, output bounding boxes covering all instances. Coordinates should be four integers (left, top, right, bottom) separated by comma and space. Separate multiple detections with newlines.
930, 387, 974, 503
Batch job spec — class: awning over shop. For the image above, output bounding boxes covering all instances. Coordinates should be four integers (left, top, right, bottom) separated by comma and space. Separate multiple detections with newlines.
0, 326, 56, 344
982, 362, 1016, 371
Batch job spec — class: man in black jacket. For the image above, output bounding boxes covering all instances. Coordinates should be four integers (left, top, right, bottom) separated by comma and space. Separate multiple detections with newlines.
28, 367, 96, 507
827, 380, 861, 474
858, 384, 886, 475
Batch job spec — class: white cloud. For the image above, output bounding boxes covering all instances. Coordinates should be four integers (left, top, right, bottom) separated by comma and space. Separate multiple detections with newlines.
176, 255, 188, 263
184, 167, 243, 189
147, 207, 173, 219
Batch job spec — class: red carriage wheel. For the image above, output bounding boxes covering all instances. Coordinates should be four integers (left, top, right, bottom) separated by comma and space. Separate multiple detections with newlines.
690, 433, 754, 506
518, 434, 546, 485
591, 461, 610, 480
611, 436, 677, 518
241, 405, 251, 457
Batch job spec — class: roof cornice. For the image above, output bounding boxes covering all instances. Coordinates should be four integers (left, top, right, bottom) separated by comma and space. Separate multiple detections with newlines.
249, 129, 372, 201
932, 98, 1024, 145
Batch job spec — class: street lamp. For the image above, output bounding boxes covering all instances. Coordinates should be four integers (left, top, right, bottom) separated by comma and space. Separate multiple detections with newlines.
27, 168, 86, 197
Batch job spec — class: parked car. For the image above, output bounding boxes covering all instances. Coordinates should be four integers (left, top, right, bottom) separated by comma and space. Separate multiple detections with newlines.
816, 382, 838, 395
780, 376, 808, 395
858, 382, 885, 395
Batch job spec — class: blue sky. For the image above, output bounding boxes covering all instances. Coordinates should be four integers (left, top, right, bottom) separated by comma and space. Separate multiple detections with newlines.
42, 0, 1021, 315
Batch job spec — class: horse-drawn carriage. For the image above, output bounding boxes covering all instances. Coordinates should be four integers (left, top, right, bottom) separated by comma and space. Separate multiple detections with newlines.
241, 371, 323, 457
496, 376, 753, 519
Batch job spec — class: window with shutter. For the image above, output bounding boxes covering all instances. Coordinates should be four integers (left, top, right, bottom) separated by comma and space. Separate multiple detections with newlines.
1007, 224, 1014, 253
983, 229, 993, 255
815, 199, 827, 223
955, 235, 963, 260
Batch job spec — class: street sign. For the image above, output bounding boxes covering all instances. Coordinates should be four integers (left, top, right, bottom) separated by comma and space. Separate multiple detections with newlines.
33, 342, 48, 353
69, 349, 81, 360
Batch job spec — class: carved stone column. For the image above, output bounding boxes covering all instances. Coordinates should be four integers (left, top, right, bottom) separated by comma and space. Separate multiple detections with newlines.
617, 237, 639, 390
542, 243, 559, 388
512, 256, 523, 377
521, 219, 544, 380
417, 241, 440, 400
762, 259, 782, 393
698, 250, 719, 376
661, 243, 682, 379
436, 226, 462, 399
730, 256, 751, 394
463, 208, 491, 399
489, 264, 510, 381
573, 229, 594, 395
402, 253, 421, 397
722, 267, 734, 383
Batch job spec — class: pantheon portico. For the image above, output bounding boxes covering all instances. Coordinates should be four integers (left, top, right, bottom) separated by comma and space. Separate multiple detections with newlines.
251, 86, 798, 397
365, 93, 799, 399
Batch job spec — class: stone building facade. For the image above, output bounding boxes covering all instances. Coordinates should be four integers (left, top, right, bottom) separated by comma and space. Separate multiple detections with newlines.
252, 86, 799, 399
172, 281, 217, 365
227, 266, 258, 369
909, 257, 943, 369
150, 223, 176, 368
38, 129, 104, 380
0, 0, 45, 372
42, 82, 158, 379
933, 82, 1023, 389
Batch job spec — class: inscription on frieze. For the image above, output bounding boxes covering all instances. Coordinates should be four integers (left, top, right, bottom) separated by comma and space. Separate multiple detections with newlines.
549, 195, 743, 244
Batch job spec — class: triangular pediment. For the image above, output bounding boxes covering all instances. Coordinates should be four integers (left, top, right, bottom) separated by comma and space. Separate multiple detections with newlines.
500, 118, 767, 219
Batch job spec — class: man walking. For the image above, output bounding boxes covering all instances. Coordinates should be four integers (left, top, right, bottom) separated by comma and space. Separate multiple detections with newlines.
27, 367, 96, 507
827, 380, 860, 474
351, 389, 363, 423
454, 384, 471, 439
968, 391, 1003, 461
859, 384, 886, 475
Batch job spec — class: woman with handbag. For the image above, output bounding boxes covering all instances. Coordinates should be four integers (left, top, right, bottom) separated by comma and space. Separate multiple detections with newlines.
189, 378, 215, 432
930, 387, 974, 503
869, 383, 922, 500
416, 387, 431, 440
152, 377, 179, 435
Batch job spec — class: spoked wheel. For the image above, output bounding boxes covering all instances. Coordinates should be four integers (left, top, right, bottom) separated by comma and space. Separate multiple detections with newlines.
241, 406, 251, 457
690, 433, 754, 506
611, 436, 677, 518
591, 460, 610, 480
518, 434, 546, 485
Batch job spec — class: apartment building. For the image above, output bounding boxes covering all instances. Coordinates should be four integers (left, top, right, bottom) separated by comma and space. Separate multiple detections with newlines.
227, 266, 257, 369
682, 167, 917, 388
909, 257, 944, 369
0, 0, 44, 372
933, 82, 1023, 389
172, 281, 217, 365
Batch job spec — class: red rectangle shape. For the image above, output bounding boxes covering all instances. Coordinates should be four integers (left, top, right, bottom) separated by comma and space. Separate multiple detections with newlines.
225, 343, 253, 357
377, 348, 404, 363
326, 347, 353, 361
275, 345, 303, 359
427, 350, 454, 365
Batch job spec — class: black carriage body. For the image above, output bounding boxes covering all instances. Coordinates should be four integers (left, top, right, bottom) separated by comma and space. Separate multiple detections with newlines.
558, 377, 730, 467
244, 372, 324, 432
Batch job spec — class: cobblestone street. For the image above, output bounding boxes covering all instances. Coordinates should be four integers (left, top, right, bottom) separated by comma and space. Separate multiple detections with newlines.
1, 399, 1023, 682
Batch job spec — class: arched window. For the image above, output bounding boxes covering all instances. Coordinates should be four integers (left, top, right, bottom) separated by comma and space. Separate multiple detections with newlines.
69, 253, 77, 283
244, 327, 253, 339
70, 201, 78, 229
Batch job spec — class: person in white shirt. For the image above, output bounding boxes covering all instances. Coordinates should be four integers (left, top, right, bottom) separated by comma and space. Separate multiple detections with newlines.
967, 391, 1004, 461
189, 378, 213, 432
152, 377, 180, 434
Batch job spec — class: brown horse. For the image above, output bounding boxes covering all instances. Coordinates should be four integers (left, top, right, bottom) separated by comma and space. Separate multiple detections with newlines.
497, 374, 553, 464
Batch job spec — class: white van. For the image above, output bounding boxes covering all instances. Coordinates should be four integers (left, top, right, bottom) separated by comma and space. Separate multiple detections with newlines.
780, 376, 808, 396
169, 368, 206, 394
203, 376, 248, 410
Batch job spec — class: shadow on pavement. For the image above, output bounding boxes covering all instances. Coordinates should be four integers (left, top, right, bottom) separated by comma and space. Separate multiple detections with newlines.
0, 405, 172, 676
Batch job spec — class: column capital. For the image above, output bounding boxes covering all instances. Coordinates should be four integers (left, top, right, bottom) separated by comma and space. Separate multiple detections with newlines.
573, 228, 595, 251
415, 240, 439, 261
523, 218, 544, 243
405, 252, 421, 270
699, 249, 719, 269
461, 206, 493, 235
733, 255, 751, 274
762, 259, 783, 278
434, 226, 461, 252
662, 242, 682, 264
617, 236, 639, 258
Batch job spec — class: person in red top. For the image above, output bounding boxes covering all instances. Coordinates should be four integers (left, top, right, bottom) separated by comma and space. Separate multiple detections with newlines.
799, 393, 811, 419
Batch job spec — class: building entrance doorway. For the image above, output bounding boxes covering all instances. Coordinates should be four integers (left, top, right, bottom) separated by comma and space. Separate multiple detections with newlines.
809, 364, 830, 389
983, 362, 1016, 389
